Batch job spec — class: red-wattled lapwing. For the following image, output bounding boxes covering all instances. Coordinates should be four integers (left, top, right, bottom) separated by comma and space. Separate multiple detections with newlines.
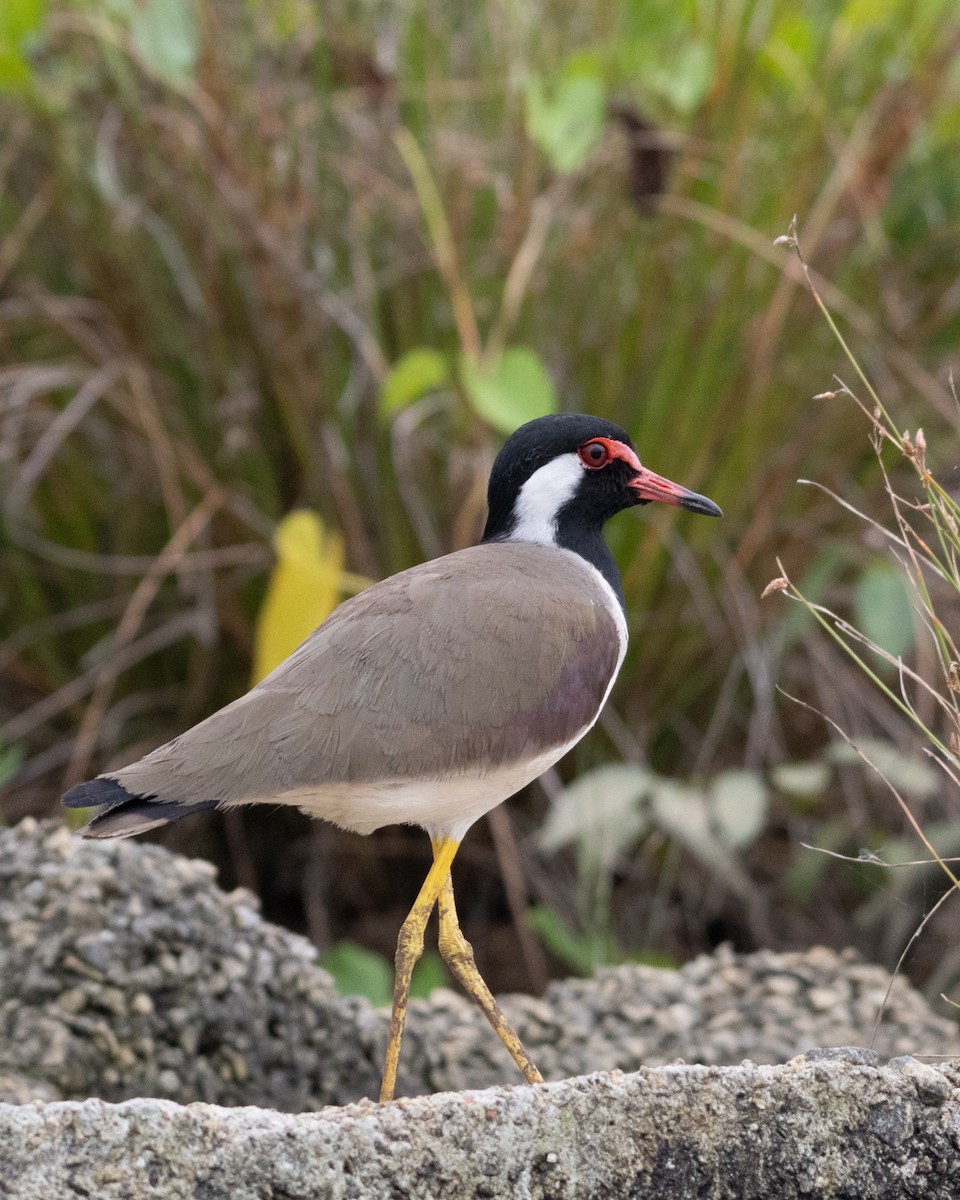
63, 413, 722, 1101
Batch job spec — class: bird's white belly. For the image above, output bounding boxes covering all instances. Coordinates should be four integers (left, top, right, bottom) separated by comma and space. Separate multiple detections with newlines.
253, 739, 579, 843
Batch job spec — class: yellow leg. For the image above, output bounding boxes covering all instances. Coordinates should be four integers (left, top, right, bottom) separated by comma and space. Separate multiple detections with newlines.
434, 841, 544, 1087
379, 837, 459, 1103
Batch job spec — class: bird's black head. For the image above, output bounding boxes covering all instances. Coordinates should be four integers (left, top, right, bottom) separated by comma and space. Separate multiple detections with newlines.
481, 413, 721, 607
482, 413, 721, 543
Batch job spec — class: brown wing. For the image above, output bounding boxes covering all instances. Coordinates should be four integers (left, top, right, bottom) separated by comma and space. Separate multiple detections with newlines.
107, 542, 622, 805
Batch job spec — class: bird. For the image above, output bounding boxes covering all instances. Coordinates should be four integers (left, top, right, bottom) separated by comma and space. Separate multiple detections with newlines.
63, 412, 722, 1102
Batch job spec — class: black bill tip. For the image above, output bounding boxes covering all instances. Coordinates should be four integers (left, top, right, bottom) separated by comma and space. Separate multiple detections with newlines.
679, 491, 723, 518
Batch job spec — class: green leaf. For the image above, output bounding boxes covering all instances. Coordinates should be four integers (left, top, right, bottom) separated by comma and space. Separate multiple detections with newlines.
648, 778, 752, 899
622, 39, 714, 115
321, 941, 444, 1004
524, 67, 606, 174
649, 42, 714, 114
826, 737, 939, 798
526, 904, 613, 975
707, 769, 769, 849
380, 347, 448, 417
321, 941, 393, 1005
0, 0, 44, 44
648, 777, 711, 848
252, 0, 315, 43
0, 0, 40, 93
770, 760, 831, 798
841, 0, 894, 32
913, 819, 960, 858
0, 43, 32, 90
539, 764, 653, 872
854, 558, 915, 660
460, 347, 557, 435
409, 951, 446, 1000
119, 0, 199, 82
766, 13, 816, 68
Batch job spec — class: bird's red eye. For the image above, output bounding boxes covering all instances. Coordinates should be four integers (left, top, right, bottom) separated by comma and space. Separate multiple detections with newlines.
578, 440, 611, 469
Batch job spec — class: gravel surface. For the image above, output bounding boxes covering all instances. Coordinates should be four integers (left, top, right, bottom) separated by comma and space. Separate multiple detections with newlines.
1, 818, 957, 1107
0, 819, 380, 1107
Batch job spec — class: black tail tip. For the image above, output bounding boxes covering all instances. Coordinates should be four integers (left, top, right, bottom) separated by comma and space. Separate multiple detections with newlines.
62, 777, 135, 810
62, 776, 217, 839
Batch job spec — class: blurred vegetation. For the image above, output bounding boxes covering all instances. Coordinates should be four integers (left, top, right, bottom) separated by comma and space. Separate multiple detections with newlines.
769, 225, 960, 1001
2, 0, 960, 1003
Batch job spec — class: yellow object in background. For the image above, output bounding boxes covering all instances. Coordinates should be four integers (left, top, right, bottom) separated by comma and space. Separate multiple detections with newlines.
251, 510, 345, 684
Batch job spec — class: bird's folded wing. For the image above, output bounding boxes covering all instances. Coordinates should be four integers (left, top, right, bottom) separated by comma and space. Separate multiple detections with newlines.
99, 542, 623, 807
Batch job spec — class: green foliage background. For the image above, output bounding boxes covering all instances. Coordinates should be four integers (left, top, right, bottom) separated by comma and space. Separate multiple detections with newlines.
2, 0, 960, 998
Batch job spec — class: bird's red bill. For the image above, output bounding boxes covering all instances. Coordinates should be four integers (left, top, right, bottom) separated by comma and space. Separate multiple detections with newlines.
594, 438, 723, 517
628, 465, 723, 516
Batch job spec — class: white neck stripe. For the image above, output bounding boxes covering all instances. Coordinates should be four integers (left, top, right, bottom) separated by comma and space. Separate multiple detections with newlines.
506, 453, 582, 547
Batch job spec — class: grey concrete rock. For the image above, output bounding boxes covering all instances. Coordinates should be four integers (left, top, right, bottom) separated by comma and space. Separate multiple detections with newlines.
2, 819, 959, 1110
0, 819, 381, 1108
2, 1056, 960, 1199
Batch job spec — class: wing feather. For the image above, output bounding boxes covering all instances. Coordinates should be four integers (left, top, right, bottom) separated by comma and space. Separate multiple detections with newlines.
99, 542, 623, 810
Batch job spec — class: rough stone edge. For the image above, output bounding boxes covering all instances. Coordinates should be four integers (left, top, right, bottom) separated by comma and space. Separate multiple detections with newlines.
1, 1054, 959, 1200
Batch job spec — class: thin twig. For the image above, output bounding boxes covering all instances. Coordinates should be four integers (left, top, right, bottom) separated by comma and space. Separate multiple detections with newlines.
5, 363, 124, 517
3, 611, 202, 744
780, 689, 960, 892
870, 885, 956, 1050
486, 805, 550, 996
485, 184, 568, 364
63, 486, 225, 785
393, 127, 482, 361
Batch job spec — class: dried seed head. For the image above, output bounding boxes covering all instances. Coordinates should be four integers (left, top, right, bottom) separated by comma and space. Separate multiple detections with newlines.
948, 662, 960, 692
761, 577, 790, 599
914, 428, 927, 473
